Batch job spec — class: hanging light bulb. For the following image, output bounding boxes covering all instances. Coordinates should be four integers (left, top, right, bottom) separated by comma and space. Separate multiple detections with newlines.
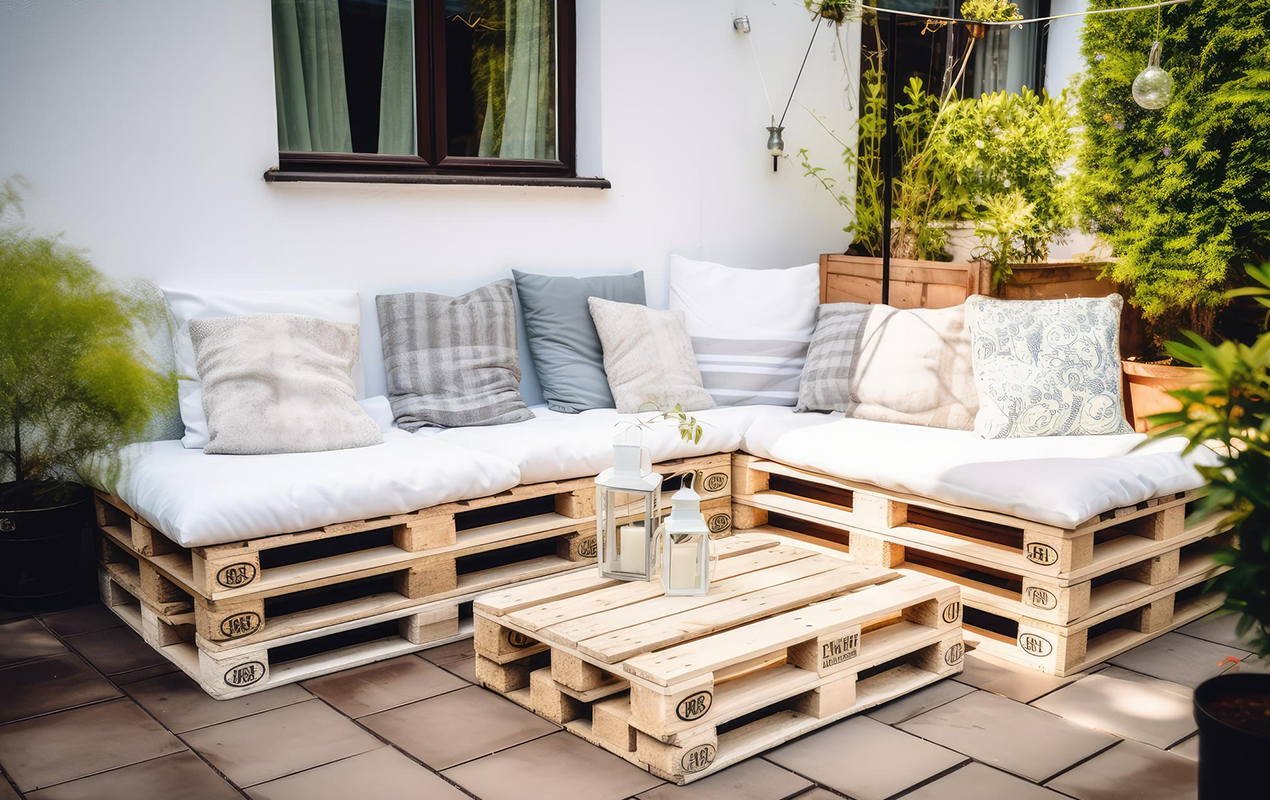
1132, 41, 1174, 110
766, 115, 785, 172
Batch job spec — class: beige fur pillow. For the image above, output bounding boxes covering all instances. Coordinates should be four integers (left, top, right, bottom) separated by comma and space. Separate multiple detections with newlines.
189, 314, 383, 455
587, 298, 714, 414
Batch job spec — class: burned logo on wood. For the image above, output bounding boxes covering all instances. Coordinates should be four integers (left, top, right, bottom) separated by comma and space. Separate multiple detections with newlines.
219, 612, 262, 639
676, 690, 713, 721
1025, 543, 1059, 566
223, 660, 265, 688
681, 743, 716, 774
821, 631, 860, 669
216, 562, 257, 588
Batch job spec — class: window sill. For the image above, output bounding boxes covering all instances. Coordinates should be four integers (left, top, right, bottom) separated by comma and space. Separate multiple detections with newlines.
264, 168, 611, 189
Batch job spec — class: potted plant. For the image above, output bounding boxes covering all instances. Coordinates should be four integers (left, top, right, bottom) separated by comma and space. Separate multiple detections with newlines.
0, 179, 174, 611
1076, 1, 1270, 431
1152, 264, 1270, 797
959, 0, 1023, 40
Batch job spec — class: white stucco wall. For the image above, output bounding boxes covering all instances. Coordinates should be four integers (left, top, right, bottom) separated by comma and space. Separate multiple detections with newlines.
1045, 0, 1088, 96
0, 0, 860, 404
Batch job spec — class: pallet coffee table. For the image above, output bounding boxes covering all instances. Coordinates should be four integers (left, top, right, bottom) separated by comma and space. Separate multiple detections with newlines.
473, 535, 963, 783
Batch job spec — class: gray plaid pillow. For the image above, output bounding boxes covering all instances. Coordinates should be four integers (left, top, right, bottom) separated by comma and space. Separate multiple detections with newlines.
795, 303, 871, 413
376, 280, 534, 430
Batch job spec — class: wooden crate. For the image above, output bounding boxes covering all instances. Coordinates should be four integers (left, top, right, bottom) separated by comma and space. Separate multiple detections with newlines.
471, 535, 962, 784
95, 453, 731, 647
732, 454, 1231, 676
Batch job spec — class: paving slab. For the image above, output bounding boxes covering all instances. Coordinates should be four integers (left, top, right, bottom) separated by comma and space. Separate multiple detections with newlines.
25, 750, 241, 800
247, 747, 470, 800
0, 618, 65, 667
0, 652, 119, 724
1108, 632, 1249, 688
634, 758, 812, 800
898, 762, 1069, 800
1046, 740, 1198, 800
126, 670, 311, 733
302, 655, 467, 718
1032, 666, 1196, 748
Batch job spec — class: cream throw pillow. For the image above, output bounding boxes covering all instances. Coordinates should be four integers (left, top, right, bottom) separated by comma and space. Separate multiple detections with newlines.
189, 314, 383, 455
848, 304, 979, 430
587, 297, 714, 414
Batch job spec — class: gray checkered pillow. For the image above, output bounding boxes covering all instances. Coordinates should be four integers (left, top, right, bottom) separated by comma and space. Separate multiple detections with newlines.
376, 280, 534, 429
795, 303, 871, 413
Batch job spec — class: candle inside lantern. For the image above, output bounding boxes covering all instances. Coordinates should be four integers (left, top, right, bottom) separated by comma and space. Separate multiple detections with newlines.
618, 521, 646, 574
668, 539, 700, 591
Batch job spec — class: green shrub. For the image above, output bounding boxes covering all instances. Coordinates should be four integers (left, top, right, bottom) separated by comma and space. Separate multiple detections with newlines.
0, 179, 175, 495
1077, 0, 1270, 345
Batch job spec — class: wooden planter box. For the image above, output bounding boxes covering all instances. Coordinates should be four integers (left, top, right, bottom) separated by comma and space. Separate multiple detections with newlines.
818, 255, 1115, 307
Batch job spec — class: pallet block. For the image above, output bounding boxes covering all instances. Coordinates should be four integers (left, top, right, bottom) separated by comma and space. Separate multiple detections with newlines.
472, 535, 963, 784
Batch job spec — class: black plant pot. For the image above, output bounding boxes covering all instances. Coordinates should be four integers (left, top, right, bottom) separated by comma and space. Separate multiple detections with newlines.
0, 481, 94, 612
1194, 672, 1270, 797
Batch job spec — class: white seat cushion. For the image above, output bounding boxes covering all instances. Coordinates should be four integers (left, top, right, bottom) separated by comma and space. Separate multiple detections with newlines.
742, 410, 1215, 528
106, 430, 522, 547
421, 404, 789, 486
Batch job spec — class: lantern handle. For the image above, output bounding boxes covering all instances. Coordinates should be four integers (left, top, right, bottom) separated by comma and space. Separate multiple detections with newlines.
682, 472, 695, 492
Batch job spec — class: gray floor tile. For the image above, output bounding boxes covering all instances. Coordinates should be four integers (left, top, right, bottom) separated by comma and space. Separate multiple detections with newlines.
788, 792, 838, 800
866, 678, 975, 725
36, 604, 123, 638
439, 655, 477, 683
898, 762, 1069, 800
955, 649, 1091, 703
0, 652, 120, 724
0, 618, 66, 667
1108, 633, 1250, 688
420, 639, 474, 666
183, 699, 380, 788
442, 731, 663, 800
112, 661, 181, 685
765, 716, 965, 800
247, 747, 469, 800
899, 690, 1118, 782
361, 685, 557, 770
25, 750, 241, 800
0, 698, 185, 792
62, 625, 168, 676
0, 776, 17, 800
1177, 611, 1255, 649
302, 654, 467, 717
126, 670, 311, 733
1046, 740, 1198, 800
635, 758, 811, 800
1032, 666, 1195, 748
1169, 735, 1199, 761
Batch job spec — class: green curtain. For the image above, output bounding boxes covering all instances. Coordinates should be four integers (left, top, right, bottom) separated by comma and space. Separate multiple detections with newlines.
479, 0, 555, 159
378, 0, 416, 155
272, 0, 353, 153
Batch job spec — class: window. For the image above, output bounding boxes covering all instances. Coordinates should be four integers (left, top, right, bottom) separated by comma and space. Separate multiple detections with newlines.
269, 0, 579, 182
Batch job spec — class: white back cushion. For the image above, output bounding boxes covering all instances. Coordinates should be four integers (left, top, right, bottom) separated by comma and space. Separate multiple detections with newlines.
164, 289, 363, 448
668, 255, 820, 407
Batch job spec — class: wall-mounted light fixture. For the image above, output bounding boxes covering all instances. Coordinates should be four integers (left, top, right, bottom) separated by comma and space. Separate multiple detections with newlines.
766, 117, 785, 172
733, 16, 750, 34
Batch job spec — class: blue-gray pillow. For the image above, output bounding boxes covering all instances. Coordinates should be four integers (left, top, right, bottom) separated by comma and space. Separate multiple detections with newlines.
513, 270, 646, 412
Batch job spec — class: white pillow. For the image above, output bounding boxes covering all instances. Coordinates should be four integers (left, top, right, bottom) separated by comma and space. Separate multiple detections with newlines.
164, 289, 363, 448
668, 255, 820, 406
966, 294, 1134, 438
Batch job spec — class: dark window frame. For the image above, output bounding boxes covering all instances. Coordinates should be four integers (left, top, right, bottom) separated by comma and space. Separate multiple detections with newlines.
275, 0, 577, 181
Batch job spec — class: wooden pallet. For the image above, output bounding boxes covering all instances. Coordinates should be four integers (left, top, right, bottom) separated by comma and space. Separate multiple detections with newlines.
732, 454, 1211, 587
961, 565, 1226, 677
98, 561, 522, 699
95, 454, 731, 647
471, 535, 962, 784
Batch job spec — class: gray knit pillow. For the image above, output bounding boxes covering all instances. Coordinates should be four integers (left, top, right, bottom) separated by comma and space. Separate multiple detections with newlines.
190, 314, 382, 455
795, 303, 871, 413
376, 280, 533, 430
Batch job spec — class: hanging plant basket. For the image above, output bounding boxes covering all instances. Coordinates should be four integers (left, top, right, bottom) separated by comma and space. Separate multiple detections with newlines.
964, 21, 987, 39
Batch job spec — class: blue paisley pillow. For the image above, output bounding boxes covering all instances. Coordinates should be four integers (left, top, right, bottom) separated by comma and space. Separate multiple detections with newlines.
965, 295, 1134, 439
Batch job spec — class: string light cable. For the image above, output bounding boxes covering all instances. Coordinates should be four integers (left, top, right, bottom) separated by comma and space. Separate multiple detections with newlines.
842, 0, 1199, 29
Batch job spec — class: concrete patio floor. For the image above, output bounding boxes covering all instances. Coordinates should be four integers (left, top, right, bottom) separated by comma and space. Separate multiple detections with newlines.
0, 602, 1263, 800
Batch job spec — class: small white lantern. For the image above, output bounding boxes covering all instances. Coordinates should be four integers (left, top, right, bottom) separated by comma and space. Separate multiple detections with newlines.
659, 474, 714, 596
595, 429, 662, 582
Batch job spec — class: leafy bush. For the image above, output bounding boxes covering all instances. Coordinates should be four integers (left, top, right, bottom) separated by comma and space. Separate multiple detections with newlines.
1077, 0, 1270, 345
935, 88, 1077, 263
0, 179, 175, 496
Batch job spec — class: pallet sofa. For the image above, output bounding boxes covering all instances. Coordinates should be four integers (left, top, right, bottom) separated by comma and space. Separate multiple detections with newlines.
91, 266, 1223, 697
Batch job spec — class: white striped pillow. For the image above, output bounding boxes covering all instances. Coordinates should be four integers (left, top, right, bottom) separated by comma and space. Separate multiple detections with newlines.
669, 256, 821, 406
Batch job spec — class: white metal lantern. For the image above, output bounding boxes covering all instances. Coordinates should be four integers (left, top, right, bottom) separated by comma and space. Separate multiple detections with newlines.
595, 429, 663, 582
659, 474, 715, 596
